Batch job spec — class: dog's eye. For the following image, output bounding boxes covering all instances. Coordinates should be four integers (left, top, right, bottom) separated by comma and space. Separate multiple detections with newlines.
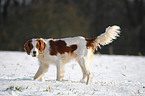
36, 43, 39, 48
36, 41, 41, 50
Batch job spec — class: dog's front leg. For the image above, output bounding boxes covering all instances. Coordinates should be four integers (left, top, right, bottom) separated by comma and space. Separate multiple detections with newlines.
34, 62, 49, 81
56, 61, 65, 81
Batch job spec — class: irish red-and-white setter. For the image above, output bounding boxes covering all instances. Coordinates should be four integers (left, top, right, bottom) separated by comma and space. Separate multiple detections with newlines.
24, 25, 120, 84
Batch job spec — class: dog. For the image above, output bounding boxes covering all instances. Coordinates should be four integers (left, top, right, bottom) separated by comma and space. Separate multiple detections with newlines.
24, 25, 120, 84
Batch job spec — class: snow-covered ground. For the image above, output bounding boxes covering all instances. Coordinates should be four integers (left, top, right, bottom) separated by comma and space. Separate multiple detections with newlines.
0, 51, 145, 96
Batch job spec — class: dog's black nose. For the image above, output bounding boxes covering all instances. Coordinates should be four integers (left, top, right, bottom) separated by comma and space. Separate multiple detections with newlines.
33, 51, 36, 54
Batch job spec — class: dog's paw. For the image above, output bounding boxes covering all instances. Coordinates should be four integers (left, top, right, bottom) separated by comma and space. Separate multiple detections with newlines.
80, 76, 93, 84
56, 75, 64, 81
86, 76, 93, 85
40, 76, 46, 82
56, 78, 63, 81
80, 78, 87, 83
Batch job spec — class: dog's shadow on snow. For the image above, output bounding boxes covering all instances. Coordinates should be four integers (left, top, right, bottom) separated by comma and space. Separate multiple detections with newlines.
45, 79, 82, 84
0, 77, 83, 84
0, 76, 33, 81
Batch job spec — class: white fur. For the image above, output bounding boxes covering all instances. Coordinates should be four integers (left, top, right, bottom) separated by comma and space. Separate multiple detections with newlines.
31, 39, 39, 57
28, 25, 120, 85
95, 25, 120, 48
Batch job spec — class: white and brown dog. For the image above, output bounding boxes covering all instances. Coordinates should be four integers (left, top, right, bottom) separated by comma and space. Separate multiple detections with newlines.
24, 25, 120, 84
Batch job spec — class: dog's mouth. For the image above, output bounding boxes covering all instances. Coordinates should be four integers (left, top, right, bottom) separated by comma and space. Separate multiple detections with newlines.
31, 53, 43, 57
32, 54, 37, 57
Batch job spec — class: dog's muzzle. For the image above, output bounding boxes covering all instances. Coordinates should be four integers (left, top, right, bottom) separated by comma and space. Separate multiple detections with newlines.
32, 51, 37, 57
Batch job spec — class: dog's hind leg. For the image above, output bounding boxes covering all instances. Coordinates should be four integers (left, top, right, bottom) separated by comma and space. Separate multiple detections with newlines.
34, 62, 49, 81
78, 60, 87, 83
78, 57, 92, 85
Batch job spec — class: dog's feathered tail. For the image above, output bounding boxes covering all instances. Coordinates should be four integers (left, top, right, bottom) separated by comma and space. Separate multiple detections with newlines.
93, 25, 121, 50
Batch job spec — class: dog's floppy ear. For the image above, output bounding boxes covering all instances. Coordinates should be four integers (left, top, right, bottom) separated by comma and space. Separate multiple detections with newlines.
24, 40, 33, 55
36, 39, 46, 53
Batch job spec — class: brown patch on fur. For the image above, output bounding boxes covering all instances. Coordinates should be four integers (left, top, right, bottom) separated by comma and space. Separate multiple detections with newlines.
85, 38, 96, 52
49, 40, 77, 55
36, 39, 46, 53
24, 40, 33, 55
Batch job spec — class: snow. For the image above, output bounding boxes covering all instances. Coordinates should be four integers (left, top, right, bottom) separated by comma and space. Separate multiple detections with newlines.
0, 51, 145, 96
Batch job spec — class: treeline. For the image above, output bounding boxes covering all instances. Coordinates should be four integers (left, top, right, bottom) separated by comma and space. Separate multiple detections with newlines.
0, 0, 145, 55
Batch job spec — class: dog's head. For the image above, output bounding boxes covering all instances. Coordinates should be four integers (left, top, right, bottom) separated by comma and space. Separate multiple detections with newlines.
24, 39, 46, 57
